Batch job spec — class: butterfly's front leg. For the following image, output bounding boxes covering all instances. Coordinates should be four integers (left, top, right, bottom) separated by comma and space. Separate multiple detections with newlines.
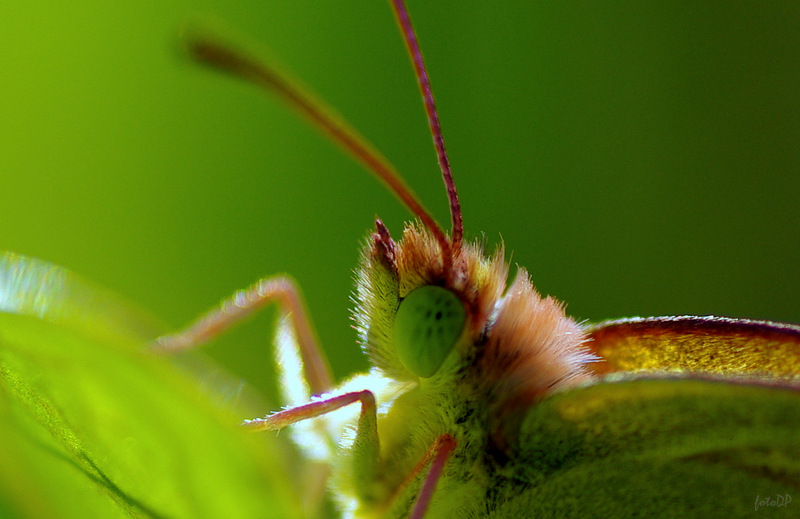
152, 274, 339, 515
152, 274, 333, 395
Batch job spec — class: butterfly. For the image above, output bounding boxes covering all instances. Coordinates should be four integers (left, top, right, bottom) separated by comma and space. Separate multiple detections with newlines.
1, 1, 798, 518
151, 1, 800, 517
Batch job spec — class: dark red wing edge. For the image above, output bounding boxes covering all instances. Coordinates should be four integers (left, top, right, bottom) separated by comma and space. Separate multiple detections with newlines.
584, 315, 800, 377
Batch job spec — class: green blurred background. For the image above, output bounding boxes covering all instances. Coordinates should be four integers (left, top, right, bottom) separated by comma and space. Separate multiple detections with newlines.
2, 1, 798, 402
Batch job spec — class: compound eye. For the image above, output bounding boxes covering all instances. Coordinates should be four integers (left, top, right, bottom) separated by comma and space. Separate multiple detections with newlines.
393, 286, 466, 378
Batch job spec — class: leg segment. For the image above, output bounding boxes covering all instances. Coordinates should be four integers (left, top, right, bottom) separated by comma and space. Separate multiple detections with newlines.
152, 275, 333, 395
398, 434, 457, 519
242, 389, 376, 431
245, 390, 381, 498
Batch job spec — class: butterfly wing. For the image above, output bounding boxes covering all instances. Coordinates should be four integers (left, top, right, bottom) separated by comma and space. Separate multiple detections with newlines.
494, 316, 800, 517
585, 315, 800, 378
508, 375, 800, 518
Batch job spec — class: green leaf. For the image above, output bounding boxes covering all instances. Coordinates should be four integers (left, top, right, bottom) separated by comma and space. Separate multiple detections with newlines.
0, 253, 302, 518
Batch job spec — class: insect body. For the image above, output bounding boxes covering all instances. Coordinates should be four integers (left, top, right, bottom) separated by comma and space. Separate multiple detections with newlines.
155, 1, 800, 517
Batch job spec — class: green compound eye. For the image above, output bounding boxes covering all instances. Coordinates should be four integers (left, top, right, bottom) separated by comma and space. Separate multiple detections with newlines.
393, 286, 467, 378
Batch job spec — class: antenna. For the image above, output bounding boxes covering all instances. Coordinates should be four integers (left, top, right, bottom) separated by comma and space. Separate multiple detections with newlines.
389, 0, 463, 251
185, 2, 461, 273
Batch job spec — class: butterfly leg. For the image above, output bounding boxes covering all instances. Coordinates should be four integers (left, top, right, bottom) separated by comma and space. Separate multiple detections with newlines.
390, 434, 456, 519
152, 275, 333, 395
246, 389, 381, 489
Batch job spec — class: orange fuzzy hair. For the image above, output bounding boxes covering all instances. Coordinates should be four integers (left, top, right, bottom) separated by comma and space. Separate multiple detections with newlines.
354, 222, 595, 400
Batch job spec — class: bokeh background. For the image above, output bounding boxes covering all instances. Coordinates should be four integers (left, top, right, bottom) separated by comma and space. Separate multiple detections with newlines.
2, 1, 798, 402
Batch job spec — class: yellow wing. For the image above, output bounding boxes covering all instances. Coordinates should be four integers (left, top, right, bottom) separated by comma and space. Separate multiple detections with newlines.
585, 315, 800, 379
